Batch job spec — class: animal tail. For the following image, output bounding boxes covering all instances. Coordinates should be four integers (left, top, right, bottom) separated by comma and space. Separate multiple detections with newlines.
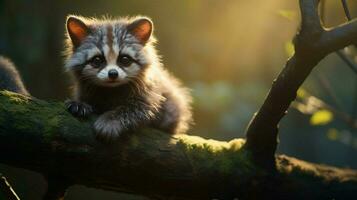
0, 55, 29, 95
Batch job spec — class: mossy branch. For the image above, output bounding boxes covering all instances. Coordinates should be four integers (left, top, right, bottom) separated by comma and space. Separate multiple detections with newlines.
0, 91, 357, 199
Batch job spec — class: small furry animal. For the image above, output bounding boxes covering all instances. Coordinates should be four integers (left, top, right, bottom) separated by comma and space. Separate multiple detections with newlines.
0, 56, 29, 95
64, 15, 193, 141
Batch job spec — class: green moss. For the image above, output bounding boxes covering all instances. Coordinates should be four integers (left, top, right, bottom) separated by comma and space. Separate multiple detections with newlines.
177, 135, 245, 152
1, 90, 30, 104
0, 90, 98, 155
175, 134, 257, 178
0, 91, 91, 142
276, 155, 357, 184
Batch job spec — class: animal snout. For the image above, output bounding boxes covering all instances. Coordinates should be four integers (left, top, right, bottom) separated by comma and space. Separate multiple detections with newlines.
108, 69, 118, 79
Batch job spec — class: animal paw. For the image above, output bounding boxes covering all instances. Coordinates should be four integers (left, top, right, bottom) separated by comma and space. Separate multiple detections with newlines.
65, 100, 93, 118
94, 112, 125, 141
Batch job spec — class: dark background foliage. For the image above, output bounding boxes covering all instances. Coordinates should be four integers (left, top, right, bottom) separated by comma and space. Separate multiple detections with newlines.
0, 0, 356, 199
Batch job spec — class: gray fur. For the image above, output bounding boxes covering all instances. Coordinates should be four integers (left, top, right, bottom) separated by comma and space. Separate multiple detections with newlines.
0, 56, 29, 95
65, 17, 154, 70
64, 16, 193, 141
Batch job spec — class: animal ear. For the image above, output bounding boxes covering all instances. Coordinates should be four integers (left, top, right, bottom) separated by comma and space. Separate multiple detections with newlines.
66, 16, 90, 47
127, 17, 153, 44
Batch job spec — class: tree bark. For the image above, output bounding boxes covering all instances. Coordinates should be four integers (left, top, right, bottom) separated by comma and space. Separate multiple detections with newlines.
0, 91, 357, 199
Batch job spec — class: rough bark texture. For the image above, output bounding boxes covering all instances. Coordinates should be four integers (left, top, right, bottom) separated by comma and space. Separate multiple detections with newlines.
0, 91, 357, 200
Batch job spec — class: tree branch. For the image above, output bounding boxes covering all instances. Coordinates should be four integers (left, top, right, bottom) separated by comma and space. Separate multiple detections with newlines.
333, 0, 357, 75
245, 0, 357, 168
321, 19, 357, 53
0, 173, 20, 200
299, 0, 322, 33
336, 50, 357, 74
0, 91, 357, 199
341, 0, 352, 20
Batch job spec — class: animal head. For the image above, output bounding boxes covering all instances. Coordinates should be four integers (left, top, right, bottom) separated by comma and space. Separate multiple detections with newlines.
64, 15, 158, 87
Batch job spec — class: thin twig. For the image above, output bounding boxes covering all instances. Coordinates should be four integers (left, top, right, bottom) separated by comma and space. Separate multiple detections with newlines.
341, 0, 352, 20
340, 0, 357, 135
351, 84, 357, 134
336, 0, 357, 74
336, 50, 357, 74
0, 174, 20, 200
320, 0, 326, 25
315, 73, 344, 110
293, 88, 357, 129
317, 0, 346, 113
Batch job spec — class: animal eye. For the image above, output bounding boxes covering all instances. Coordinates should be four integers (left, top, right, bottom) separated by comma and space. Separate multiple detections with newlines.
118, 55, 133, 67
89, 55, 105, 68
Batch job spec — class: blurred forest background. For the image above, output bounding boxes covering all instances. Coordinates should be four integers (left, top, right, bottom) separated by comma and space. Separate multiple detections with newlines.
0, 0, 356, 199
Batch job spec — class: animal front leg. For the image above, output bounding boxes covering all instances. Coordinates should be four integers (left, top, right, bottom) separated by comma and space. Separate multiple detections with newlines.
94, 103, 157, 142
93, 111, 126, 142
65, 100, 93, 118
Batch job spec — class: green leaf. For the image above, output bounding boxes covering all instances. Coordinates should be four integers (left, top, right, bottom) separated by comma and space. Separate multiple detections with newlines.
310, 109, 333, 126
297, 88, 307, 99
277, 9, 296, 21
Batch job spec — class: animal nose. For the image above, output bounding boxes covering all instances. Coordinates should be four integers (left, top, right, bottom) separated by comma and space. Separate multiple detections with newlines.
108, 69, 118, 79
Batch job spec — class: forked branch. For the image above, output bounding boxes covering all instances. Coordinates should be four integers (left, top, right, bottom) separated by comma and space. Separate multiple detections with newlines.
245, 0, 357, 168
